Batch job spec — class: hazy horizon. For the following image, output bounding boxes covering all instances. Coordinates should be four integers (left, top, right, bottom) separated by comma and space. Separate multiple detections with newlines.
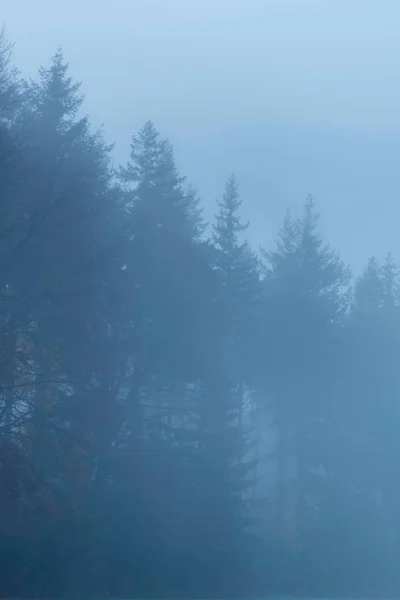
3, 0, 400, 272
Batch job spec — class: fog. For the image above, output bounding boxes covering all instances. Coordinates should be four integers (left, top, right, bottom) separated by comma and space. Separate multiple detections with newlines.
2, 1, 400, 598
4, 0, 400, 270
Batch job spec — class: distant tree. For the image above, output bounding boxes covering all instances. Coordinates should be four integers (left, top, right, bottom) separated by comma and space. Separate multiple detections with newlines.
212, 173, 261, 386
0, 48, 126, 596
259, 196, 351, 554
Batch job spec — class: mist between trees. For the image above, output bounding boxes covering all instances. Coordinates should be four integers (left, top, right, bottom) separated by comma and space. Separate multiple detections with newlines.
0, 31, 399, 598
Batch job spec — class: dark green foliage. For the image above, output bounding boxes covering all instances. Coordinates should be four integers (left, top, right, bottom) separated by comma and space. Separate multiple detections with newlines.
2, 34, 400, 599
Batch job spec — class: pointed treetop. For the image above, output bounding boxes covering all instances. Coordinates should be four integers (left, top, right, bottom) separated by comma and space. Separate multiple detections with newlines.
120, 121, 204, 239
354, 256, 384, 316
301, 194, 321, 244
29, 47, 84, 127
264, 197, 351, 320
121, 121, 184, 190
213, 173, 249, 256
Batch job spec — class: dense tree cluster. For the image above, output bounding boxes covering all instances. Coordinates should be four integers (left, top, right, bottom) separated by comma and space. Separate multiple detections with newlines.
1, 34, 400, 597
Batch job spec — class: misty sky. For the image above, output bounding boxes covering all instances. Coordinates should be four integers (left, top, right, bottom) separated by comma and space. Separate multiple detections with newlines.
3, 0, 400, 272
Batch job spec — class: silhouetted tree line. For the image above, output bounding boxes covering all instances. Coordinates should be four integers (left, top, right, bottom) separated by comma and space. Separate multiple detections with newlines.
0, 33, 400, 597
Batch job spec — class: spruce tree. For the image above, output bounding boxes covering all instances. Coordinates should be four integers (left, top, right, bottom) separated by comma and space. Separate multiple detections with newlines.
212, 173, 260, 383
260, 196, 351, 550
0, 49, 124, 595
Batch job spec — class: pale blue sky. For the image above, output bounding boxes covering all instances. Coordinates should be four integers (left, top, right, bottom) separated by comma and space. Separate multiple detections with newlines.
3, 0, 400, 271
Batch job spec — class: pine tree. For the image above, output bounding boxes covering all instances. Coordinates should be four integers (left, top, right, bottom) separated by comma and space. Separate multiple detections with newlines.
213, 173, 248, 265
120, 121, 211, 382
260, 196, 351, 550
212, 174, 260, 383
211, 172, 260, 428
118, 122, 221, 592
319, 253, 400, 595
354, 256, 383, 316
0, 49, 125, 595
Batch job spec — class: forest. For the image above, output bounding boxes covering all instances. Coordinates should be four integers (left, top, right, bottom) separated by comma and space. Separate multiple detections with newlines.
0, 30, 400, 598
